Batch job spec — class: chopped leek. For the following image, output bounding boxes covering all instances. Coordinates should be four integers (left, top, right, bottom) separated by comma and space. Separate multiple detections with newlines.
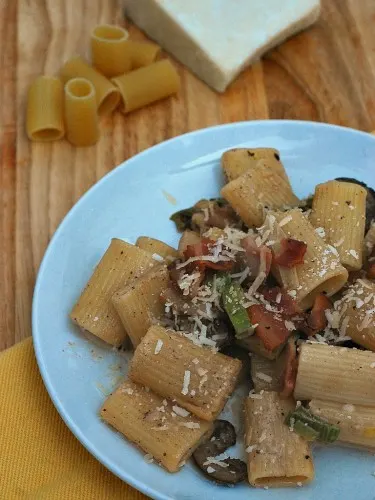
222, 281, 253, 338
285, 405, 340, 444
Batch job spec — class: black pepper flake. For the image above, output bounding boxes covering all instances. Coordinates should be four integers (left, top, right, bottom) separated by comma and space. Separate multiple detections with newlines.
345, 201, 351, 205
247, 151, 255, 157
305, 455, 310, 460
274, 153, 280, 161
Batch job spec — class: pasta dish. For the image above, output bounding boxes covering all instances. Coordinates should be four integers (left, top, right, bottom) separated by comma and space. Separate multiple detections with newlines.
70, 147, 375, 488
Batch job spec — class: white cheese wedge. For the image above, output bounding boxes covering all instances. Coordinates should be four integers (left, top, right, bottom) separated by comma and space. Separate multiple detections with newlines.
124, 0, 320, 92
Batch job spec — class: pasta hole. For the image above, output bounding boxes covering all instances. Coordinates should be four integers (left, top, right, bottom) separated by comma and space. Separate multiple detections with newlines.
31, 128, 64, 141
66, 78, 95, 99
98, 90, 121, 115
93, 25, 128, 42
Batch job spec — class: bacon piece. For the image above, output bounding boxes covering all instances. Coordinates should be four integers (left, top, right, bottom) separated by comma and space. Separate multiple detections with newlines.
248, 304, 291, 352
308, 294, 332, 331
241, 235, 272, 278
280, 339, 298, 399
260, 286, 302, 317
273, 238, 307, 268
184, 237, 234, 272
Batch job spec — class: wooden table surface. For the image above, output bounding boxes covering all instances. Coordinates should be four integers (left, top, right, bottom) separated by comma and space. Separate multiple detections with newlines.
1, 0, 375, 352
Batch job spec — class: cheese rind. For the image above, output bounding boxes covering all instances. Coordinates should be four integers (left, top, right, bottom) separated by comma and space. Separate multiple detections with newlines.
124, 0, 321, 92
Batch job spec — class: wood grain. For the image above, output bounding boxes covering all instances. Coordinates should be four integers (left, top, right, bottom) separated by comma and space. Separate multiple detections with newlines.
1, 0, 375, 351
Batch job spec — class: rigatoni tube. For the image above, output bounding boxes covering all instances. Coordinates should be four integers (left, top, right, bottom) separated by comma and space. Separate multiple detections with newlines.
127, 40, 161, 69
244, 392, 314, 487
136, 236, 179, 261
26, 76, 64, 141
60, 56, 120, 115
337, 278, 375, 351
309, 399, 375, 451
220, 165, 299, 228
129, 325, 242, 421
70, 239, 158, 346
101, 380, 213, 472
310, 180, 367, 270
294, 343, 375, 407
270, 209, 348, 309
112, 265, 170, 347
221, 148, 288, 183
64, 78, 99, 147
112, 59, 180, 114
91, 24, 132, 78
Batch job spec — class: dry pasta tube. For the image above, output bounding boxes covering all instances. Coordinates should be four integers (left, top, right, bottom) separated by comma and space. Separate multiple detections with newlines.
136, 236, 179, 261
310, 181, 367, 270
244, 392, 314, 487
309, 399, 375, 451
294, 343, 375, 407
91, 24, 132, 78
337, 278, 375, 351
221, 148, 289, 183
101, 380, 213, 472
127, 40, 161, 69
60, 56, 120, 115
269, 209, 348, 310
26, 76, 64, 141
112, 59, 180, 114
220, 165, 299, 228
129, 325, 242, 421
70, 238, 158, 346
112, 266, 169, 347
64, 78, 99, 147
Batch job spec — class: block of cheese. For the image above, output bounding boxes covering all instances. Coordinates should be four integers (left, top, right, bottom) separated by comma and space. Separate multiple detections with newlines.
124, 0, 320, 92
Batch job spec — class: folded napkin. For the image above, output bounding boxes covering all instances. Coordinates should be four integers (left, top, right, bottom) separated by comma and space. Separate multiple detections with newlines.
0, 338, 147, 500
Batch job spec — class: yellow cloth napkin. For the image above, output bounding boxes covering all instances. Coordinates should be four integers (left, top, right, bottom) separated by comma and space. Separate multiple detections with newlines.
0, 337, 148, 500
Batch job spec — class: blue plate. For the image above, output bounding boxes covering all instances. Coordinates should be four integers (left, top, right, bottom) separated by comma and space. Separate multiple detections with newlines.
33, 121, 375, 500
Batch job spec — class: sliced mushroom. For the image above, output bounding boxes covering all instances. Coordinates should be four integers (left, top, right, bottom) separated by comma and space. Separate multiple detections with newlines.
193, 420, 247, 484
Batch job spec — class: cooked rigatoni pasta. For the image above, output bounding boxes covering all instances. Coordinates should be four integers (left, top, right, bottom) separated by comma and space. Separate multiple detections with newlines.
244, 392, 314, 487
64, 78, 99, 147
60, 56, 120, 115
129, 325, 242, 421
337, 278, 375, 351
112, 266, 169, 347
127, 40, 161, 69
91, 24, 132, 78
269, 209, 348, 309
221, 148, 289, 184
136, 236, 179, 261
26, 76, 64, 141
112, 59, 180, 114
220, 165, 299, 228
294, 343, 375, 406
101, 380, 213, 472
309, 399, 375, 451
70, 239, 157, 346
310, 180, 367, 270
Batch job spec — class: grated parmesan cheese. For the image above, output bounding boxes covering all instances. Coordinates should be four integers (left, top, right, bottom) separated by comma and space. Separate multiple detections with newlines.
154, 339, 163, 355
172, 405, 190, 417
182, 370, 191, 395
255, 372, 272, 383
279, 215, 292, 227
180, 421, 200, 429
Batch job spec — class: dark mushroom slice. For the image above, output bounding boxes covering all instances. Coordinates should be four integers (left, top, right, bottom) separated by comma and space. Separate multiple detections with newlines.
193, 420, 247, 484
335, 177, 375, 231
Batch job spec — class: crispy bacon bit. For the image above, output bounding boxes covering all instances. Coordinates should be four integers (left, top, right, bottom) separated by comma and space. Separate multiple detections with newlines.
241, 235, 272, 278
184, 237, 234, 272
260, 286, 302, 316
274, 238, 307, 268
248, 304, 291, 352
280, 339, 298, 399
308, 294, 332, 332
367, 263, 375, 280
